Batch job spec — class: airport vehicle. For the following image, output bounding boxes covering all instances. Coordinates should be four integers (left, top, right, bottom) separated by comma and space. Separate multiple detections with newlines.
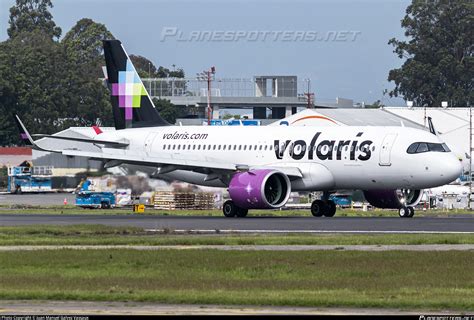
7, 162, 52, 193
14, 40, 462, 218
75, 179, 115, 209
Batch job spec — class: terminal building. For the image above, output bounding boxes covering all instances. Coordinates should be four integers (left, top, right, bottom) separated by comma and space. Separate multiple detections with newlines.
141, 75, 354, 124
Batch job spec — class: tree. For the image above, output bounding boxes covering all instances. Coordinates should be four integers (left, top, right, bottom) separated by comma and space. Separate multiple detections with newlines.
0, 30, 66, 145
7, 0, 61, 40
388, 0, 473, 107
130, 55, 159, 79
60, 18, 115, 128
365, 100, 385, 109
62, 18, 114, 77
0, 9, 115, 145
152, 98, 180, 124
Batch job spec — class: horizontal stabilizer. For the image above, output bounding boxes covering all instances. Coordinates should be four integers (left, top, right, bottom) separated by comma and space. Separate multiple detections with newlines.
32, 134, 129, 147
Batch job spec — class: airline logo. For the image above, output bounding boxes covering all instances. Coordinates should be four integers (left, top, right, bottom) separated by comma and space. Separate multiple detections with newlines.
111, 60, 147, 121
274, 132, 373, 161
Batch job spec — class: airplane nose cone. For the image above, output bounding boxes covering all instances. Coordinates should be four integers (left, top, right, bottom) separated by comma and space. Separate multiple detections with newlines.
442, 157, 463, 183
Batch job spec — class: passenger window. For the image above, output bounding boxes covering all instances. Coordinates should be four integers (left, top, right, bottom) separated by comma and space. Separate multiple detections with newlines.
259, 145, 263, 150
416, 143, 428, 153
243, 145, 247, 150
223, 145, 226, 150
238, 145, 242, 150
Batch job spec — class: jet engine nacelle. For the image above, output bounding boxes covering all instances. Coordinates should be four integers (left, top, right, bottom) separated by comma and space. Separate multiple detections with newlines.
363, 189, 423, 209
228, 169, 291, 209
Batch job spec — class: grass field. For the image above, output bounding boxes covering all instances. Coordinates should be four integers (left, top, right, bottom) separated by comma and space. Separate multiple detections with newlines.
1, 225, 473, 246
0, 249, 472, 310
0, 205, 473, 217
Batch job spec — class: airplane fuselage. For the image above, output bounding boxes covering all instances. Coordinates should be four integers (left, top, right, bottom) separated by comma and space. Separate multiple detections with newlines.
96, 125, 462, 191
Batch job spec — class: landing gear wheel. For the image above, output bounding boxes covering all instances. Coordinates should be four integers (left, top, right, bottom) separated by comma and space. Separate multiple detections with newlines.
324, 200, 336, 217
101, 202, 110, 209
407, 206, 415, 218
223, 200, 237, 218
236, 208, 248, 218
398, 207, 410, 218
311, 200, 327, 217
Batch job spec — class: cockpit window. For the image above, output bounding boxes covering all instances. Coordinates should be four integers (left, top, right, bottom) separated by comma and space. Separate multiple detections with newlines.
428, 143, 445, 152
407, 143, 418, 154
441, 143, 450, 152
416, 143, 429, 153
407, 142, 450, 154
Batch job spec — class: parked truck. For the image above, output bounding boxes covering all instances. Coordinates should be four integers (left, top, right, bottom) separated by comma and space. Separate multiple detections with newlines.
75, 179, 116, 209
7, 162, 52, 193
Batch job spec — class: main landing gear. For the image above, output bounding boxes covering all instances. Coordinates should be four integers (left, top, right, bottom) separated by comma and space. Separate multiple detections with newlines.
310, 199, 336, 217
223, 200, 248, 218
310, 191, 336, 217
398, 206, 415, 218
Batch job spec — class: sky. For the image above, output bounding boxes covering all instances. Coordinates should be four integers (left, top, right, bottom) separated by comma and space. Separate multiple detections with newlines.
0, 0, 410, 106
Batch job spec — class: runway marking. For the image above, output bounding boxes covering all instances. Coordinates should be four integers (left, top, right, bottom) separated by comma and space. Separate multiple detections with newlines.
0, 245, 473, 251
145, 229, 474, 234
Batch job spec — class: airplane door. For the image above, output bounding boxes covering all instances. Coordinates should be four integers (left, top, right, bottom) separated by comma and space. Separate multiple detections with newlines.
379, 134, 397, 166
144, 133, 157, 155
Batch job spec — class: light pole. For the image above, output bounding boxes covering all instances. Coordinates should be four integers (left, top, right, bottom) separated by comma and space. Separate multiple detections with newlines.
197, 66, 216, 125
304, 78, 314, 109
148, 62, 151, 95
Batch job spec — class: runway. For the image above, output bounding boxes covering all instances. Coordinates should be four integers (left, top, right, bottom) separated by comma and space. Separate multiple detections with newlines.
0, 214, 473, 233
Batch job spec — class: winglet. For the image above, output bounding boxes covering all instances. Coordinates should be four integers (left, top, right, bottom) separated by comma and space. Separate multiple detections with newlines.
14, 115, 35, 146
14, 115, 55, 152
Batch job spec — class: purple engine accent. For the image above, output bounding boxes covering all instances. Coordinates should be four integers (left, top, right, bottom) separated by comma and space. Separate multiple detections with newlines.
228, 169, 291, 209
363, 189, 422, 209
20, 133, 28, 140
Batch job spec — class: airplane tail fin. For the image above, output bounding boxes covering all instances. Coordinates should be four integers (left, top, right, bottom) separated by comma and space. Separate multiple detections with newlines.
103, 39, 170, 130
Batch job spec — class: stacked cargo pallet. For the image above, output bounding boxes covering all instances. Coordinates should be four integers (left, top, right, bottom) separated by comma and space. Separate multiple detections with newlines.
153, 191, 215, 210
194, 193, 215, 210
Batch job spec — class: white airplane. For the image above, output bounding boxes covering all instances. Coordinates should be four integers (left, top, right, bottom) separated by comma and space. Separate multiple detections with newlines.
15, 40, 462, 218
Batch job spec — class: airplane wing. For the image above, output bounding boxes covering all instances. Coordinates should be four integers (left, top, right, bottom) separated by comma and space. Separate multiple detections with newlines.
61, 149, 304, 178
61, 148, 238, 171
